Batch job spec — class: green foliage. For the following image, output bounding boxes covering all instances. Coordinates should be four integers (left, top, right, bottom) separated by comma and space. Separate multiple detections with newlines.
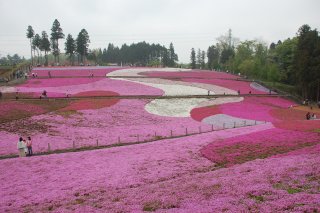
26, 25, 34, 39
0, 54, 25, 66
220, 47, 234, 66
162, 47, 170, 67
196, 48, 201, 68
287, 187, 303, 194
32, 34, 41, 64
273, 38, 297, 83
293, 24, 320, 99
76, 29, 90, 63
263, 81, 298, 96
201, 25, 318, 101
238, 59, 255, 76
248, 193, 265, 202
201, 50, 206, 69
84, 42, 172, 66
168, 42, 178, 67
26, 25, 35, 65
65, 34, 76, 65
50, 19, 64, 63
143, 200, 162, 211
40, 31, 51, 66
50, 19, 64, 40
267, 63, 280, 82
207, 45, 219, 69
190, 48, 196, 69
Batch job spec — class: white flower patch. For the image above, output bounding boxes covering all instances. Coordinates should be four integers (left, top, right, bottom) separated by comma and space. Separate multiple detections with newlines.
126, 79, 210, 96
123, 77, 238, 95
0, 86, 16, 93
196, 97, 244, 108
107, 68, 244, 117
106, 68, 190, 77
145, 98, 208, 117
202, 114, 264, 128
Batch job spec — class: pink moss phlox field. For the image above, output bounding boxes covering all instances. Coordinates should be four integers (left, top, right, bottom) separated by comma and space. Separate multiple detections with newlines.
271, 107, 308, 121
0, 100, 45, 117
141, 70, 268, 94
17, 78, 164, 97
182, 78, 268, 94
21, 78, 102, 88
72, 90, 119, 97
275, 120, 320, 132
140, 70, 239, 79
31, 66, 124, 77
189, 97, 295, 123
61, 91, 120, 111
61, 99, 119, 111
219, 97, 295, 122
0, 99, 210, 155
0, 124, 319, 212
201, 127, 320, 167
0, 124, 274, 212
1, 67, 320, 212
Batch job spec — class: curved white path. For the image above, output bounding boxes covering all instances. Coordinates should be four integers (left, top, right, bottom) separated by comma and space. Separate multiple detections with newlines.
107, 68, 243, 117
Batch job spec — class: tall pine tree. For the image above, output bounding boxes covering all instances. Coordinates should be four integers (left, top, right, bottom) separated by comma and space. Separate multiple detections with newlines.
168, 43, 178, 67
50, 19, 65, 64
26, 26, 34, 65
76, 29, 90, 64
190, 48, 196, 69
32, 34, 41, 65
40, 31, 51, 66
65, 34, 76, 65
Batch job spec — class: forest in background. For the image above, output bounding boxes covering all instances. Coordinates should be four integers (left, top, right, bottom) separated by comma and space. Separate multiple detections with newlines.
193, 25, 320, 100
1, 21, 319, 100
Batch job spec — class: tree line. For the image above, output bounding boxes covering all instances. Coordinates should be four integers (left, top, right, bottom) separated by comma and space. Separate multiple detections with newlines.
25, 21, 319, 100
190, 25, 320, 100
87, 42, 178, 67
26, 20, 178, 67
26, 19, 90, 66
0, 54, 26, 66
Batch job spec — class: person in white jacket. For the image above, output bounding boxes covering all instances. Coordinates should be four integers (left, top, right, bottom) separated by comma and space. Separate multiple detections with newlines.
17, 137, 26, 157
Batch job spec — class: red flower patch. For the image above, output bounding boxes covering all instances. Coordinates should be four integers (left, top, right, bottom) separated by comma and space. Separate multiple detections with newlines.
190, 106, 221, 121
270, 108, 306, 121
201, 128, 320, 167
274, 120, 320, 132
61, 91, 120, 111
73, 90, 118, 97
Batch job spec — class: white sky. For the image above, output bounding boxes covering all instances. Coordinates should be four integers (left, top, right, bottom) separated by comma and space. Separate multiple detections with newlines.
0, 0, 319, 63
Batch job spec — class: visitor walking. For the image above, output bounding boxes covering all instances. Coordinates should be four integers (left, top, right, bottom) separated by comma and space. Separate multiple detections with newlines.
306, 112, 311, 120
26, 137, 33, 156
42, 90, 47, 98
17, 137, 26, 157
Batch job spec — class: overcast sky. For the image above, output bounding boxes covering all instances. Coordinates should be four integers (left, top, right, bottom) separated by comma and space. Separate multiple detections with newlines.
0, 0, 319, 63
